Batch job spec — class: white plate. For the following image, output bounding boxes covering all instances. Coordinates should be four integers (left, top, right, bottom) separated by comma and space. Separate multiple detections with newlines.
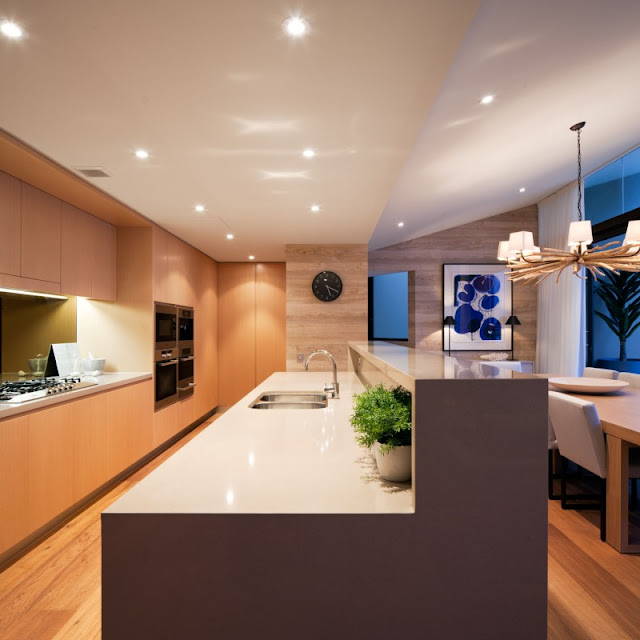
549, 377, 629, 394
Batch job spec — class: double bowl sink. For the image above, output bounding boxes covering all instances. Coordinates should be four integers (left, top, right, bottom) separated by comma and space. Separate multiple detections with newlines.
249, 391, 328, 410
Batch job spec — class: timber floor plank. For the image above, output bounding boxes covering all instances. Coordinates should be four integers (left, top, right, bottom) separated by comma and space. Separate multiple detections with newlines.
2, 418, 640, 640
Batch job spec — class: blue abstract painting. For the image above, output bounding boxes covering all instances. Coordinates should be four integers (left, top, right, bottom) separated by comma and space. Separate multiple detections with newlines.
443, 265, 512, 351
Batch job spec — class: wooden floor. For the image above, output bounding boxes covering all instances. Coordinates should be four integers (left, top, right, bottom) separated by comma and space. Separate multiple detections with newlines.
1, 427, 640, 639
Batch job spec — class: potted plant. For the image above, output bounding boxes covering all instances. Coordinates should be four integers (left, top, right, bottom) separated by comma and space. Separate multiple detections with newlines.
593, 270, 640, 373
350, 384, 412, 482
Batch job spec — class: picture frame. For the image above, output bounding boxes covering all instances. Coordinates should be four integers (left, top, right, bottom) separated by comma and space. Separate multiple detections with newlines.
442, 263, 513, 352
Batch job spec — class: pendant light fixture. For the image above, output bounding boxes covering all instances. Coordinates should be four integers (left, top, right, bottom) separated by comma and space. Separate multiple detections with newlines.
498, 122, 640, 284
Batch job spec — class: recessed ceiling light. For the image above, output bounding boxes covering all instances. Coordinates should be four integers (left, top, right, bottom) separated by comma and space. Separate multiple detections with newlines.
480, 95, 495, 105
397, 222, 405, 228
194, 204, 205, 212
283, 16, 309, 37
519, 187, 526, 193
248, 255, 255, 260
302, 148, 315, 158
135, 149, 149, 159
0, 20, 24, 39
226, 233, 234, 240
310, 204, 320, 213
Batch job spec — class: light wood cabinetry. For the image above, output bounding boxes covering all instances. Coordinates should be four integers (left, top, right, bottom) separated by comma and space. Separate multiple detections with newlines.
107, 382, 153, 477
256, 263, 286, 385
72, 392, 110, 501
28, 403, 74, 532
90, 217, 116, 301
0, 415, 29, 553
152, 227, 195, 307
21, 183, 61, 284
153, 403, 179, 448
219, 263, 286, 405
0, 170, 22, 276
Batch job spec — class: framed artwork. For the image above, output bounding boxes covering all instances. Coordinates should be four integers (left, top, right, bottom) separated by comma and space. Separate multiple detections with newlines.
442, 264, 512, 351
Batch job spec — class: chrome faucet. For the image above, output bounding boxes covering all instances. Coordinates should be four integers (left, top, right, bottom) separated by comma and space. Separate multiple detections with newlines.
304, 349, 339, 399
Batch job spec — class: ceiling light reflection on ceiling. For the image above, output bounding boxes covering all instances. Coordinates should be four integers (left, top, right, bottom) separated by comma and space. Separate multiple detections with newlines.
480, 95, 495, 105
226, 233, 234, 240
0, 20, 24, 39
194, 204, 205, 213
283, 16, 309, 37
135, 149, 149, 159
302, 148, 315, 158
310, 204, 320, 213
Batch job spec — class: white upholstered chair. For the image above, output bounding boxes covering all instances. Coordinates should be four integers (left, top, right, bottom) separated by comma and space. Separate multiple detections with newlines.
582, 367, 619, 380
619, 371, 640, 388
548, 391, 640, 541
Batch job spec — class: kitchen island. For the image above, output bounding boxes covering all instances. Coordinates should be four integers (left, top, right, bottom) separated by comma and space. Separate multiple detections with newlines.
102, 344, 548, 640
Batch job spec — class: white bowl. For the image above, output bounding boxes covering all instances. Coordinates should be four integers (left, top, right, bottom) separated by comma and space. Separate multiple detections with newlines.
82, 358, 106, 375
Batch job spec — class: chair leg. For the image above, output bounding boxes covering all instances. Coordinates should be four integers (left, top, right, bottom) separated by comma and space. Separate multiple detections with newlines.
560, 456, 568, 510
600, 478, 607, 542
548, 450, 560, 500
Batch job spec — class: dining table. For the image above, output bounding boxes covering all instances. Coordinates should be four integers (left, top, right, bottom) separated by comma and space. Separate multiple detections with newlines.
551, 382, 640, 553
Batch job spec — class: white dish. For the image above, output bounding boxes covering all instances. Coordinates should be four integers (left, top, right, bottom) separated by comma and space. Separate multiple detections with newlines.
549, 377, 629, 394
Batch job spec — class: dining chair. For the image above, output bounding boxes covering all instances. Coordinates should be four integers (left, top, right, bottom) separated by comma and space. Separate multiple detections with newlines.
548, 391, 640, 541
619, 372, 640, 388
582, 367, 619, 380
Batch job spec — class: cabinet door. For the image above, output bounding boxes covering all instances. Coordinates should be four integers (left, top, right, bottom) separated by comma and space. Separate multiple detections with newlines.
0, 170, 21, 276
21, 183, 61, 283
91, 217, 116, 301
28, 404, 74, 532
218, 263, 256, 405
60, 202, 93, 296
72, 393, 110, 501
107, 381, 153, 476
0, 416, 29, 554
152, 226, 168, 302
255, 263, 286, 385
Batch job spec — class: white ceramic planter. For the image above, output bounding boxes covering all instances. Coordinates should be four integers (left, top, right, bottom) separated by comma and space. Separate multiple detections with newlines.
373, 442, 412, 482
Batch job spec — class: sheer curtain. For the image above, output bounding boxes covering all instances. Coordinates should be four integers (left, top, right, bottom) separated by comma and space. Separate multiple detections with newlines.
536, 182, 585, 375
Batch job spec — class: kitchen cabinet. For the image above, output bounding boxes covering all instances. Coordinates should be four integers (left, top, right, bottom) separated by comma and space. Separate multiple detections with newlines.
72, 392, 110, 501
0, 170, 21, 276
21, 183, 61, 284
0, 415, 29, 553
219, 263, 286, 405
153, 227, 195, 306
28, 403, 74, 532
61, 203, 116, 300
152, 402, 179, 448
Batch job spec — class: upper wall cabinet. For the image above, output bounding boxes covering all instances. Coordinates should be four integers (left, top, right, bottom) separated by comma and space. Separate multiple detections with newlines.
152, 227, 195, 307
0, 171, 21, 276
21, 183, 61, 283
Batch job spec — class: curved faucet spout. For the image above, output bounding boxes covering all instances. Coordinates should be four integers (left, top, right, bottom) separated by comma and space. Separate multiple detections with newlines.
304, 349, 339, 399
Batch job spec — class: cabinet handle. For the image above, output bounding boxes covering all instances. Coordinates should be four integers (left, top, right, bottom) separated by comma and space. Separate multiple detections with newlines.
179, 356, 195, 361
158, 359, 179, 367
178, 383, 196, 391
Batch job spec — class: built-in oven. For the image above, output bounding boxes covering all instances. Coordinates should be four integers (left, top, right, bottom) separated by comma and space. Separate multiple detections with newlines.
177, 306, 195, 399
155, 347, 178, 410
155, 303, 177, 351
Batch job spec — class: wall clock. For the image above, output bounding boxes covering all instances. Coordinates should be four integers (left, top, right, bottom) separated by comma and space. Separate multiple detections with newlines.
312, 271, 343, 301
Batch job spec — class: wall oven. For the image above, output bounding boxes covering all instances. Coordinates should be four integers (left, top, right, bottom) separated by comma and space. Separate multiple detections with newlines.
155, 303, 177, 351
155, 347, 178, 410
177, 306, 195, 399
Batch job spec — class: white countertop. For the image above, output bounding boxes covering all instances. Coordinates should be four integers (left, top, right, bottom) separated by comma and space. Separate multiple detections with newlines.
105, 371, 413, 515
0, 372, 152, 419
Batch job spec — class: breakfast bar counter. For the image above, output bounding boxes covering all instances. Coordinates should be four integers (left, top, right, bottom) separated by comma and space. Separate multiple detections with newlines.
103, 344, 548, 640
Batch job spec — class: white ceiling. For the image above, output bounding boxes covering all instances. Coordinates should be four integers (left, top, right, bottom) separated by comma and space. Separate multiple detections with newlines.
1, 0, 640, 262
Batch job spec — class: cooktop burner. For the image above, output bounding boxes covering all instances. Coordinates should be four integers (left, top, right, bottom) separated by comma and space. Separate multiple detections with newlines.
0, 377, 98, 404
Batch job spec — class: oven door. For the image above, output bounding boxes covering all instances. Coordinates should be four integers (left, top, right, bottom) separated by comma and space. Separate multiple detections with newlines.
155, 357, 178, 410
155, 303, 177, 350
178, 307, 194, 346
178, 355, 195, 399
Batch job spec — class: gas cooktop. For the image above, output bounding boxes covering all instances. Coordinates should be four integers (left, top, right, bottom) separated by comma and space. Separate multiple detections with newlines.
0, 377, 99, 404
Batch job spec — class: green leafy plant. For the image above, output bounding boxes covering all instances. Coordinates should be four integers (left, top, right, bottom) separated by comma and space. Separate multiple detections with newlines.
594, 270, 640, 361
350, 384, 411, 454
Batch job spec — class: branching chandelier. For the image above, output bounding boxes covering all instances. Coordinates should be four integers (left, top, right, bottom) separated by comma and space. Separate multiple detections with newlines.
497, 122, 640, 285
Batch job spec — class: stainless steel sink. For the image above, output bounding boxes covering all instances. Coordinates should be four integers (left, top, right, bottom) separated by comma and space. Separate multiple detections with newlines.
249, 390, 328, 409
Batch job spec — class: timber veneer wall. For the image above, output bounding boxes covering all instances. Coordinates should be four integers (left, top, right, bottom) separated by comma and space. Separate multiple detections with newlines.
369, 206, 538, 364
286, 244, 368, 372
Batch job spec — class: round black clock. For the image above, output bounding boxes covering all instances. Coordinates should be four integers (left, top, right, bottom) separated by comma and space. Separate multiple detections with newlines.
312, 271, 343, 301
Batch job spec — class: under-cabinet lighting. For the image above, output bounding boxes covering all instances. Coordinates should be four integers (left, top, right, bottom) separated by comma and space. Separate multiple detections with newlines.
0, 287, 67, 300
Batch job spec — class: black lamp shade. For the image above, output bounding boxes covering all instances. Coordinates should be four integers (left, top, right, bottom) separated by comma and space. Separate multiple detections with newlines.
506, 315, 521, 326
443, 316, 455, 326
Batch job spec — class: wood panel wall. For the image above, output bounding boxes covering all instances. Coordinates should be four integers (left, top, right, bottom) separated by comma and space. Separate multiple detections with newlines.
285, 245, 368, 372
368, 206, 538, 364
